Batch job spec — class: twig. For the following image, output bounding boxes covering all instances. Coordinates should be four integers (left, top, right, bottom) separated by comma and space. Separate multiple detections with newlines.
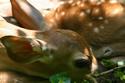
93, 65, 125, 77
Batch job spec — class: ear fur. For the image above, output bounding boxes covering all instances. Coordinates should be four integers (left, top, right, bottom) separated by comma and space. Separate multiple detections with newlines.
0, 36, 42, 63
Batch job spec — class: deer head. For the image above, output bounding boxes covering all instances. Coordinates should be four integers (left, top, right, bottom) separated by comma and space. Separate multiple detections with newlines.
0, 16, 97, 82
0, 30, 97, 81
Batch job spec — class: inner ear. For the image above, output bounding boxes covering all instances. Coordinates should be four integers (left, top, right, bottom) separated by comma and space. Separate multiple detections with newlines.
10, 0, 46, 30
0, 36, 41, 64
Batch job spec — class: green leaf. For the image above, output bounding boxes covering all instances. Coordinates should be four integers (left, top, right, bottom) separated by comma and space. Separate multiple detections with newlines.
120, 75, 125, 80
101, 59, 116, 68
114, 70, 125, 81
49, 72, 71, 83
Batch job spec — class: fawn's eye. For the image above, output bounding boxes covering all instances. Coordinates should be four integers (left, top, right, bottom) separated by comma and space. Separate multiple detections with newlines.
74, 58, 91, 69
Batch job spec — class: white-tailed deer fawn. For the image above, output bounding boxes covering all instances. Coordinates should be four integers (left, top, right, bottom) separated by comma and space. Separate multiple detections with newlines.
0, 1, 98, 81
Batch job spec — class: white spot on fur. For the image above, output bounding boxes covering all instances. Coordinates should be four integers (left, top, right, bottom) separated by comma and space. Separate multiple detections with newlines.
76, 1, 81, 5
88, 23, 93, 27
89, 0, 97, 3
80, 3, 85, 7
68, 0, 73, 4
93, 27, 100, 33
85, 9, 91, 14
109, 0, 118, 3
104, 19, 109, 24
94, 8, 100, 14
60, 11, 65, 16
98, 16, 104, 20
96, 1, 103, 5
100, 25, 105, 29
79, 12, 85, 17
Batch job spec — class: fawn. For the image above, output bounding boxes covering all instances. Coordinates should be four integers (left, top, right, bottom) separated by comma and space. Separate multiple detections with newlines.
0, 0, 98, 82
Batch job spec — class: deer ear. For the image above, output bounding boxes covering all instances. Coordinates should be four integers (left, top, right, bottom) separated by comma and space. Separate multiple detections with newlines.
10, 0, 46, 31
0, 36, 42, 64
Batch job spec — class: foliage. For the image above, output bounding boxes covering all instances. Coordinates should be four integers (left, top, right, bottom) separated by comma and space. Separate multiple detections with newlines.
49, 72, 71, 83
49, 59, 125, 83
101, 59, 117, 68
96, 59, 125, 83
49, 72, 92, 83
114, 69, 125, 82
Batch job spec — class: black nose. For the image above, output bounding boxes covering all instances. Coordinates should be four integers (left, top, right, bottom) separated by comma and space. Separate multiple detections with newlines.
74, 59, 91, 68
